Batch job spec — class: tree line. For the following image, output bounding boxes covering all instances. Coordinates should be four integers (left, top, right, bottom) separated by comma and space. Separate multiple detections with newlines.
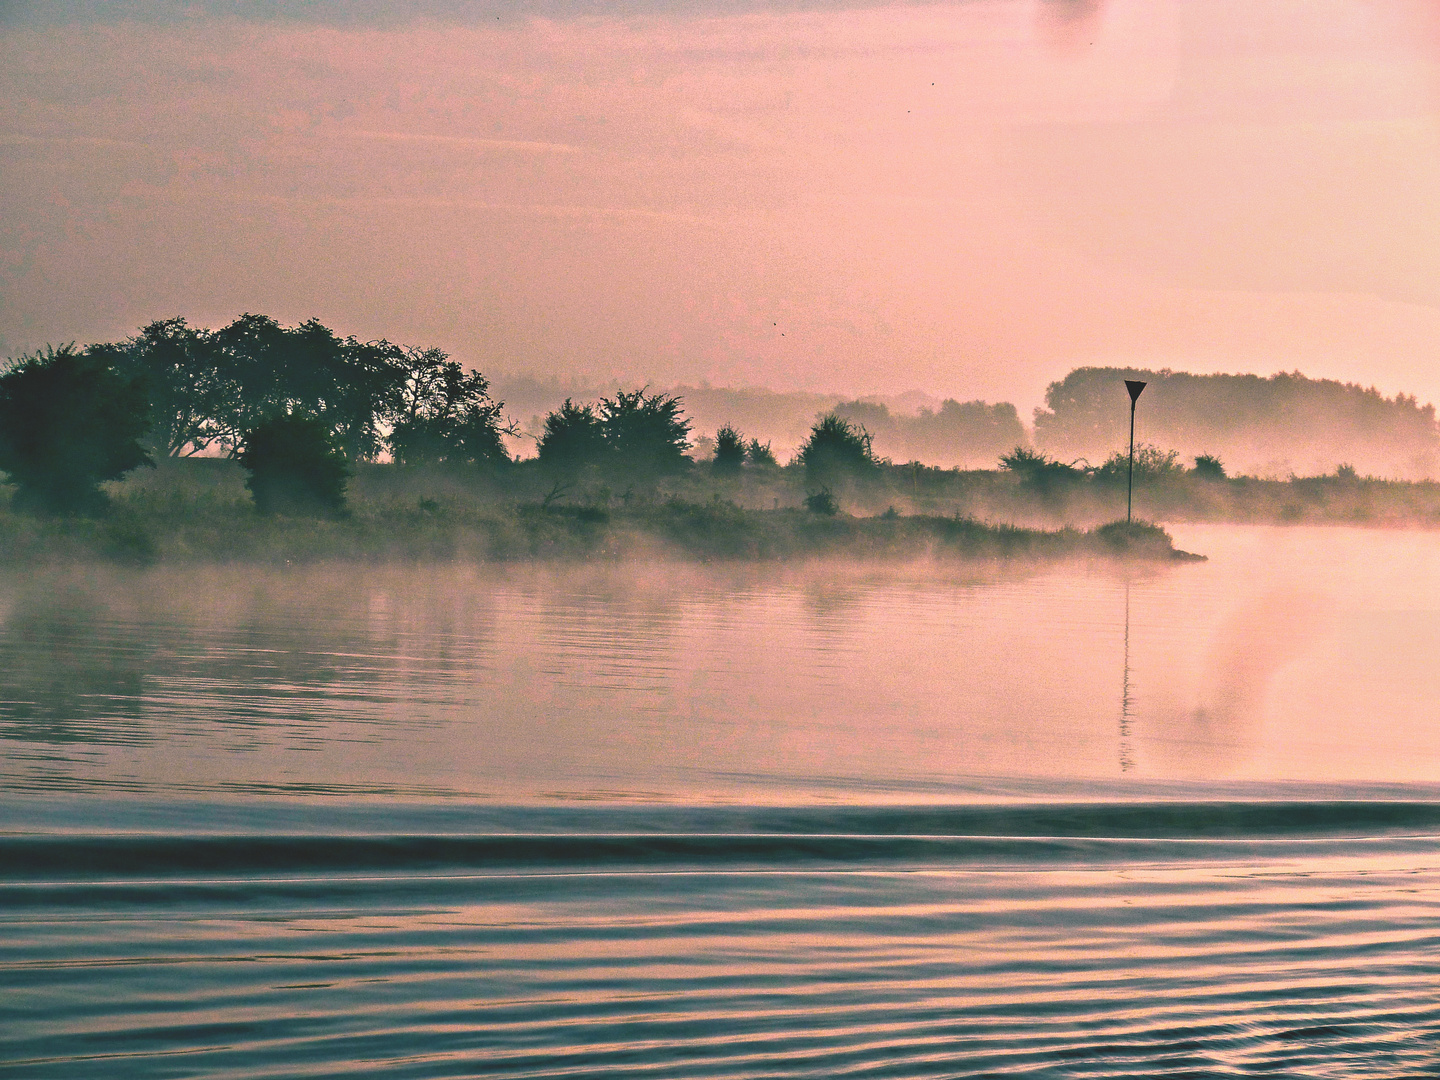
1035, 366, 1440, 478
0, 315, 897, 516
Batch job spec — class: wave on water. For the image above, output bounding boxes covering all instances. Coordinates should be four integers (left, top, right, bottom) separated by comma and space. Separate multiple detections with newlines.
5, 800, 1440, 1077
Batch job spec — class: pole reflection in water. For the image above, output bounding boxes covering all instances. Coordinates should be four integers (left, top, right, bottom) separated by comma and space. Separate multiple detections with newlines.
1119, 574, 1135, 772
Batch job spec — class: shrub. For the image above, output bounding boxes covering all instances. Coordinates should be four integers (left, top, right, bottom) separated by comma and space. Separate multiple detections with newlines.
537, 399, 607, 473
0, 346, 152, 514
713, 424, 745, 474
804, 487, 839, 515
599, 388, 692, 477
238, 413, 349, 515
1092, 443, 1184, 485
999, 446, 1083, 496
1093, 519, 1175, 556
797, 413, 878, 489
1192, 454, 1227, 480
745, 438, 778, 468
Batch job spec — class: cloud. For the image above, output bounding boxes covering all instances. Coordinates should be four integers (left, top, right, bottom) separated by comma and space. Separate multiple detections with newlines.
0, 0, 970, 29
0, 133, 149, 149
337, 130, 582, 154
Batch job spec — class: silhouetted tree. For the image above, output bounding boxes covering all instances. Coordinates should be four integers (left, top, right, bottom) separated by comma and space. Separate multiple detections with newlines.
745, 438, 777, 468
797, 413, 879, 490
387, 347, 512, 467
712, 424, 745, 474
0, 346, 152, 514
537, 399, 607, 473
212, 314, 406, 461
237, 413, 349, 516
94, 318, 229, 457
599, 388, 692, 477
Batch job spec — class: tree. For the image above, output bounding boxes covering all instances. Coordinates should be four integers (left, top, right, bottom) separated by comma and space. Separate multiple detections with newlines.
712, 424, 745, 474
537, 399, 607, 474
599, 388, 691, 478
237, 413, 349, 516
797, 413, 879, 490
98, 318, 229, 457
745, 438, 778, 468
0, 346, 152, 514
211, 314, 407, 461
387, 348, 512, 467
1032, 365, 1440, 479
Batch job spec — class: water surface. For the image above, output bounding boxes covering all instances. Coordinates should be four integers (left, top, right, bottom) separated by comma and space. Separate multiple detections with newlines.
5, 525, 1440, 1076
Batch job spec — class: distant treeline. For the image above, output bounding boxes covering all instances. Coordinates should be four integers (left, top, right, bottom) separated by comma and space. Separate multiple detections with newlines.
1035, 367, 1440, 480
8, 315, 1440, 520
830, 399, 1025, 471
496, 376, 1023, 469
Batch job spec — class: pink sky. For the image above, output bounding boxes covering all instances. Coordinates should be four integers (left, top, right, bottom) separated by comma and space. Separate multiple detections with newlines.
4, 0, 1440, 416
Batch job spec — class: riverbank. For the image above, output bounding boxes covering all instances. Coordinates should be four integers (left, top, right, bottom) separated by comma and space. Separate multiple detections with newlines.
0, 489, 1198, 566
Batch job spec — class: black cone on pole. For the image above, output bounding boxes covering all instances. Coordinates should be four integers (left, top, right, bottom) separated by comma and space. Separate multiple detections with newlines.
1125, 380, 1146, 524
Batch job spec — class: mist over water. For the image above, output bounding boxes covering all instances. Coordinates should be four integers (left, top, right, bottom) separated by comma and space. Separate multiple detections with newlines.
1, 524, 1436, 799
8, 525, 1440, 1075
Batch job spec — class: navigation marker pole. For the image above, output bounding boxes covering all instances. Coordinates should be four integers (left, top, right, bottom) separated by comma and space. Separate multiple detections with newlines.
1124, 380, 1147, 525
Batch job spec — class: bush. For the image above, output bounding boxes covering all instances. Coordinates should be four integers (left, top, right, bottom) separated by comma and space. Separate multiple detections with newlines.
745, 438, 777, 468
0, 346, 152, 514
797, 413, 878, 489
1093, 519, 1175, 556
712, 424, 745, 474
238, 413, 349, 515
1092, 442, 1184, 485
804, 487, 839, 515
998, 446, 1083, 496
599, 388, 692, 478
1192, 454, 1227, 480
537, 399, 607, 474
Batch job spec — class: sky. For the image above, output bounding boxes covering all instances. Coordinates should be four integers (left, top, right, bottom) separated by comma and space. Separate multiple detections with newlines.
4, 0, 1440, 417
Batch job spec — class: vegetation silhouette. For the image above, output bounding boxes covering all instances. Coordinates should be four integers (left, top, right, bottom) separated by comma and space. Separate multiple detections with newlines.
1092, 443, 1184, 487
537, 388, 691, 481
91, 318, 229, 458
1035, 366, 1440, 478
797, 413, 880, 493
599, 388, 692, 479
999, 446, 1085, 498
15, 314, 1440, 560
238, 413, 350, 516
745, 438, 778, 468
1192, 454, 1227, 481
712, 424, 745, 474
804, 488, 839, 516
537, 399, 606, 475
0, 346, 152, 515
388, 348, 512, 468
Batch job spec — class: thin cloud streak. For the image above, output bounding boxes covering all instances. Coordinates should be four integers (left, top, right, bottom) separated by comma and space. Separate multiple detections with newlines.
246, 191, 742, 228
0, 133, 151, 148
337, 130, 583, 154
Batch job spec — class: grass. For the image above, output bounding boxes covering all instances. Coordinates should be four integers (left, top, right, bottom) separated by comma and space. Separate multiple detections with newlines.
0, 464, 1202, 566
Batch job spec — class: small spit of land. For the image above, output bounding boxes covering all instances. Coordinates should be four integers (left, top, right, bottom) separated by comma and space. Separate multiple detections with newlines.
0, 459, 1199, 566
